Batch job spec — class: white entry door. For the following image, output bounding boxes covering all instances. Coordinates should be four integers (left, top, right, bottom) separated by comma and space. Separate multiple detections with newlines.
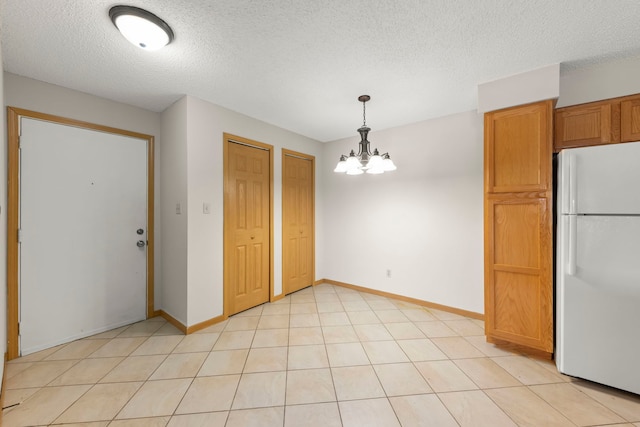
19, 117, 148, 355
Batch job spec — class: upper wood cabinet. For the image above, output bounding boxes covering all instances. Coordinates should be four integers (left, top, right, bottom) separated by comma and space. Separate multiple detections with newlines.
484, 100, 554, 356
554, 93, 640, 151
621, 95, 640, 142
554, 100, 620, 151
485, 102, 552, 193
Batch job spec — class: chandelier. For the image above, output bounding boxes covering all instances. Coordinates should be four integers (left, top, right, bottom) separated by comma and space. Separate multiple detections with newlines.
334, 95, 396, 175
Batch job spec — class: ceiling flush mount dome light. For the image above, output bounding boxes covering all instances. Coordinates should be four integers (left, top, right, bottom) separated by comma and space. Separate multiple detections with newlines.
109, 5, 174, 51
334, 95, 396, 175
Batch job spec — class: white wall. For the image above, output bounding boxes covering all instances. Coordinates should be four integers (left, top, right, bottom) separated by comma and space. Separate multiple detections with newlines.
159, 98, 188, 324
176, 96, 325, 326
478, 64, 560, 113
3, 73, 164, 310
323, 110, 485, 314
558, 55, 640, 107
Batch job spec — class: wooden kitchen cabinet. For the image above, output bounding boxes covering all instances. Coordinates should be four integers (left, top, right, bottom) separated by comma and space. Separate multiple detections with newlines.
554, 92, 640, 151
484, 100, 554, 356
621, 95, 640, 142
554, 100, 620, 151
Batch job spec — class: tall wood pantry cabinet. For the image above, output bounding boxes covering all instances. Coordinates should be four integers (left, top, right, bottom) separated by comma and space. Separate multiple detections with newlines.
484, 100, 554, 356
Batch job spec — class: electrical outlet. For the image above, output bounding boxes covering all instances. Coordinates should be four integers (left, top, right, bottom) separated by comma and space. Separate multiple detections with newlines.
386, 269, 391, 278
176, 203, 181, 214
203, 202, 211, 214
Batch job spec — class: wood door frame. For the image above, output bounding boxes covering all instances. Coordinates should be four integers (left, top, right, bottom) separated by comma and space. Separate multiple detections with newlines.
6, 107, 155, 360
223, 133, 274, 318
281, 149, 315, 295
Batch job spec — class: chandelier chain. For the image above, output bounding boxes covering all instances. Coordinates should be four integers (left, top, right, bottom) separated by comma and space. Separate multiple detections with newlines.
362, 101, 366, 127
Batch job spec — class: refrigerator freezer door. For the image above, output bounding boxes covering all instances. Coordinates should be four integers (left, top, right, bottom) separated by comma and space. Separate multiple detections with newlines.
558, 141, 640, 215
556, 215, 640, 394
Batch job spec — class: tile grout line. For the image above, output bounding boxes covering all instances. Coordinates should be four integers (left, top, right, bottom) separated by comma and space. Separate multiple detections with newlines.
94, 321, 172, 424
41, 320, 165, 424
315, 286, 345, 427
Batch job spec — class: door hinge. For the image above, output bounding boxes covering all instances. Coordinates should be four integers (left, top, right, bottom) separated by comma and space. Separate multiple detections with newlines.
17, 322, 20, 336
18, 229, 21, 243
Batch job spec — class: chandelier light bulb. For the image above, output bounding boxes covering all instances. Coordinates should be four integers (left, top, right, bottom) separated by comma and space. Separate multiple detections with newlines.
368, 149, 383, 169
333, 155, 348, 173
345, 151, 362, 169
382, 154, 397, 171
346, 168, 364, 175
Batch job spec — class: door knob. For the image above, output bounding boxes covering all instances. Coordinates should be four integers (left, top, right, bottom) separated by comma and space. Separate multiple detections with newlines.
137, 240, 145, 248
137, 228, 144, 235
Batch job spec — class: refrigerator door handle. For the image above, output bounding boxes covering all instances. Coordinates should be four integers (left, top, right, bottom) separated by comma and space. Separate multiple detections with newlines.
560, 152, 577, 214
568, 153, 577, 214
567, 215, 577, 276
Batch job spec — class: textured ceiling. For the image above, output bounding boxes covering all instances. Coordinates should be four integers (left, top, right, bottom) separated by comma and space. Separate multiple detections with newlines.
3, 1, 640, 142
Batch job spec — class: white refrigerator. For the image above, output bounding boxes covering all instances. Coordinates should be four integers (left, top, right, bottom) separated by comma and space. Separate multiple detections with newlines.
556, 141, 640, 395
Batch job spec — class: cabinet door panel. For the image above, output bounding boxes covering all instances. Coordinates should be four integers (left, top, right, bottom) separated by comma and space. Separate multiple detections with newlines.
484, 196, 553, 353
621, 97, 640, 142
492, 202, 541, 268
554, 102, 620, 151
493, 271, 540, 339
485, 102, 552, 193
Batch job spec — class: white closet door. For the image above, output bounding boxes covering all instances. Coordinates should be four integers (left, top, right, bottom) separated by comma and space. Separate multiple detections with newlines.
20, 118, 147, 355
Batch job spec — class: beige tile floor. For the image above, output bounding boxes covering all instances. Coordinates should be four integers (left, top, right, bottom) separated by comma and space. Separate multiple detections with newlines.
3, 283, 640, 426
